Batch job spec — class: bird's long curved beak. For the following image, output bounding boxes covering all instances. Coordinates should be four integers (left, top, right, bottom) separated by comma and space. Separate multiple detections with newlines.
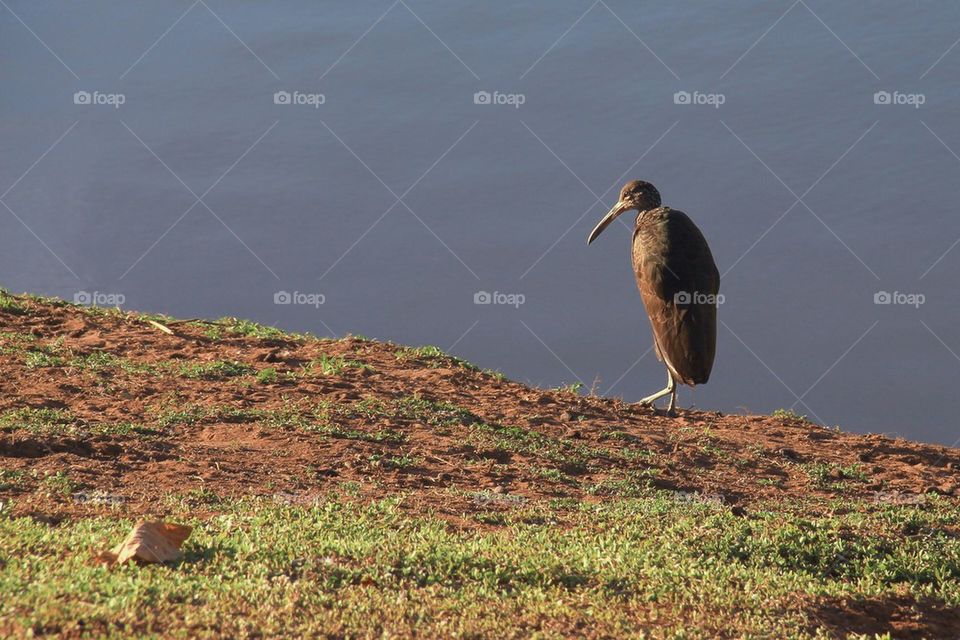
587, 200, 630, 245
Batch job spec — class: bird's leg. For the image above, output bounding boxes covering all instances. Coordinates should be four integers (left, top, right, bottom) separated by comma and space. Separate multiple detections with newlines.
638, 370, 676, 410
666, 375, 678, 417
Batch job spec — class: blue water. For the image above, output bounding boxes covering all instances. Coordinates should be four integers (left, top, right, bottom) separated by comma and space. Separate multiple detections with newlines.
3, 1, 960, 444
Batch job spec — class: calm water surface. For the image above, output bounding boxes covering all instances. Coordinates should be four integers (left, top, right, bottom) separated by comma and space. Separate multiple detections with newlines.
3, 1, 960, 443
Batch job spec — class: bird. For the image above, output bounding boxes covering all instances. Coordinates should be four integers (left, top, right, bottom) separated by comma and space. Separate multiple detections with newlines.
587, 180, 719, 416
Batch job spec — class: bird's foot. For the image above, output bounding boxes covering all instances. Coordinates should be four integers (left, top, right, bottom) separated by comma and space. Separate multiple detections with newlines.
635, 400, 678, 418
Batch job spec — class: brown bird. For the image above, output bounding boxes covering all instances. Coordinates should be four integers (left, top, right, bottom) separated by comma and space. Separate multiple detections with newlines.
588, 180, 719, 415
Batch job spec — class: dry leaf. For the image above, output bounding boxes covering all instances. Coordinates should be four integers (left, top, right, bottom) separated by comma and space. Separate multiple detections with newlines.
97, 521, 192, 566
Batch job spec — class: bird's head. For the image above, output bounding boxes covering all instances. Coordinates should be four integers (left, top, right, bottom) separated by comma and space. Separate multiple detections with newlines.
587, 180, 662, 244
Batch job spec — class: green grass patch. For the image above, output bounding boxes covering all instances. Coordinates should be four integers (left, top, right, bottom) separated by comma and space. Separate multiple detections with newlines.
801, 462, 870, 490
0, 408, 75, 435
2, 496, 959, 638
395, 345, 480, 370
218, 318, 296, 340
24, 350, 64, 368
39, 471, 79, 497
0, 292, 28, 315
178, 360, 254, 380
256, 368, 278, 384
21, 337, 68, 369
531, 466, 578, 486
367, 453, 421, 470
343, 394, 476, 429
773, 408, 809, 422
0, 407, 150, 438
305, 355, 373, 376
0, 469, 26, 491
552, 382, 583, 395
483, 368, 506, 381
150, 401, 328, 433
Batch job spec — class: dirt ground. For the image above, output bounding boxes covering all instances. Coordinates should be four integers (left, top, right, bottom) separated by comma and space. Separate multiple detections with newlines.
1, 293, 957, 525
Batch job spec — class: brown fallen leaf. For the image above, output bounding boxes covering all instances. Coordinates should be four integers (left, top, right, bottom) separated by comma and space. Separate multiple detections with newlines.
96, 521, 192, 566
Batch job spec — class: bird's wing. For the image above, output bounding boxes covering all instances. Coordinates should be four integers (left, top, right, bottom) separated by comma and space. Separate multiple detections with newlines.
632, 207, 719, 385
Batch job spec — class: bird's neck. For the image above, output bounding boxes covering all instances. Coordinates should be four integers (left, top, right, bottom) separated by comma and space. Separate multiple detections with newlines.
635, 207, 660, 227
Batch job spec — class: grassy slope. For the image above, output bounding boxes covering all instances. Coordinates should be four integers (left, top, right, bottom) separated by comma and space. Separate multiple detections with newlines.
1, 291, 959, 639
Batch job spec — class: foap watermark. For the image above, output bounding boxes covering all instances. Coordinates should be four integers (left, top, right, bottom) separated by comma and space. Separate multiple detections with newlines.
874, 290, 925, 308
474, 290, 525, 308
272, 491, 323, 506
274, 90, 325, 108
473, 90, 525, 108
73, 90, 125, 108
673, 90, 725, 108
274, 290, 325, 308
74, 291, 125, 306
73, 490, 126, 506
873, 90, 925, 108
471, 490, 526, 506
873, 490, 926, 505
669, 490, 726, 506
674, 291, 724, 305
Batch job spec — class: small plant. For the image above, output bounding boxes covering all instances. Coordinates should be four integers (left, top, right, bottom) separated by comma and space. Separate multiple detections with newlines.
474, 512, 509, 526
258, 405, 327, 431
306, 355, 372, 376
390, 395, 477, 427
40, 471, 78, 496
0, 408, 149, 438
368, 453, 420, 470
698, 436, 724, 458
395, 345, 479, 370
586, 475, 653, 498
68, 351, 122, 372
0, 293, 28, 315
203, 325, 223, 340
757, 477, 784, 488
839, 463, 869, 481
406, 345, 445, 359
532, 466, 577, 485
25, 350, 64, 368
338, 480, 362, 496
153, 404, 209, 429
220, 318, 292, 340
22, 338, 68, 369
168, 486, 223, 508
256, 368, 278, 384
484, 369, 506, 382
0, 408, 76, 435
321, 425, 407, 444
618, 447, 657, 463
553, 382, 583, 395
0, 331, 37, 352
89, 421, 150, 437
800, 462, 866, 489
773, 408, 808, 422
802, 462, 834, 487
0, 469, 26, 491
179, 360, 253, 380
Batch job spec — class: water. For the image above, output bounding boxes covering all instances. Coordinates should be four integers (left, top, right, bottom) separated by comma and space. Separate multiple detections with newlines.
3, 1, 960, 444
